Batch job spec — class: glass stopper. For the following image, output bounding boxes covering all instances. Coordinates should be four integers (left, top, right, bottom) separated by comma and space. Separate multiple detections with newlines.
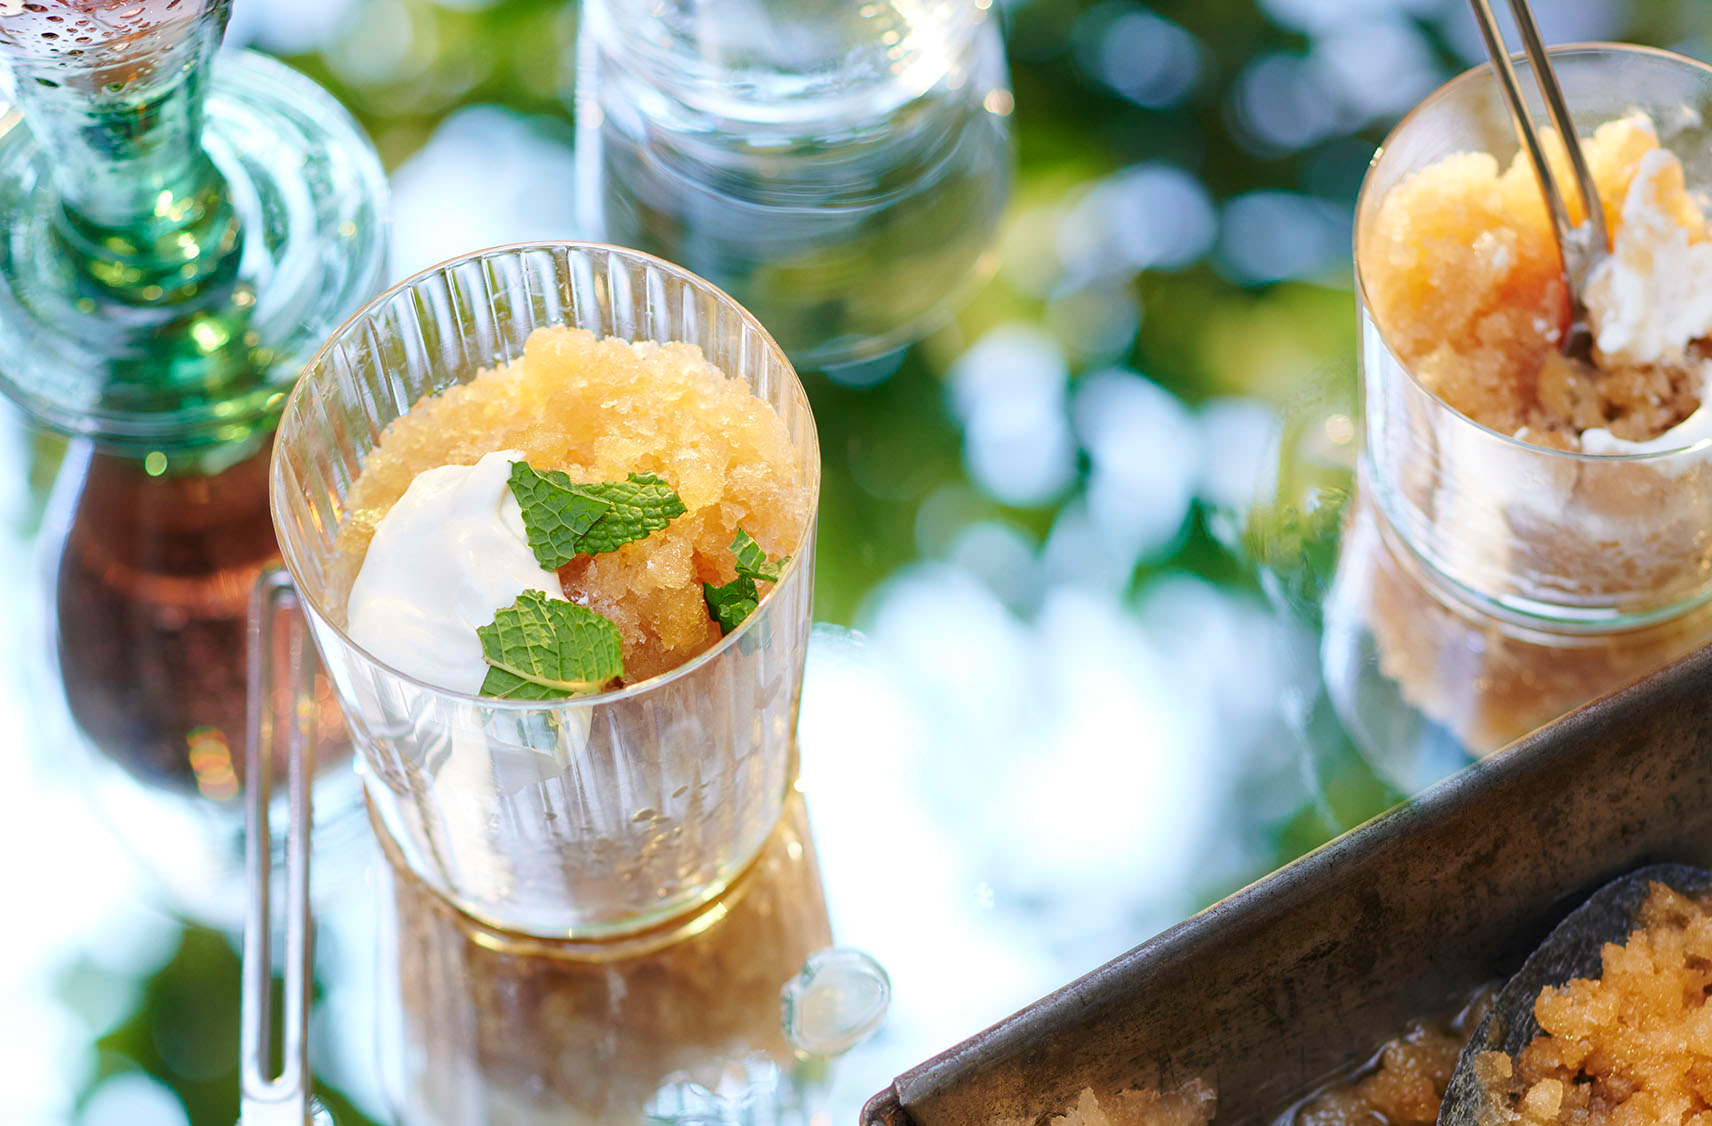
780, 946, 891, 1057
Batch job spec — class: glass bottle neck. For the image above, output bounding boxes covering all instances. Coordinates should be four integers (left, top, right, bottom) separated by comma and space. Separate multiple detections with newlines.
1, 0, 241, 303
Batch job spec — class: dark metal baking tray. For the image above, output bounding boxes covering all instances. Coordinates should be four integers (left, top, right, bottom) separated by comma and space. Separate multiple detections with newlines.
862, 643, 1712, 1126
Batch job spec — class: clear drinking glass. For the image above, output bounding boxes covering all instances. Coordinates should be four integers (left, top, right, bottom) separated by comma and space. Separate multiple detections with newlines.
1356, 45, 1712, 630
271, 243, 820, 938
576, 0, 1013, 369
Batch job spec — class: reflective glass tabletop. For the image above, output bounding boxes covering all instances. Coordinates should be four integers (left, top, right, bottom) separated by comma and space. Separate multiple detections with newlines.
0, 1, 1703, 1123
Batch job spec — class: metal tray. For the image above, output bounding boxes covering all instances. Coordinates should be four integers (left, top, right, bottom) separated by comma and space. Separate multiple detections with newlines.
862, 643, 1712, 1126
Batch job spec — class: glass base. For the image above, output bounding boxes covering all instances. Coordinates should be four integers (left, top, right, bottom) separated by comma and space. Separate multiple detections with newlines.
0, 49, 387, 456
368, 792, 795, 962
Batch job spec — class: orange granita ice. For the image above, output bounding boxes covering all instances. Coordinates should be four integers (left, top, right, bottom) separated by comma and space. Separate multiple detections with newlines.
1473, 883, 1712, 1124
1294, 984, 1496, 1126
996, 1081, 1217, 1126
334, 326, 811, 683
1360, 115, 1712, 447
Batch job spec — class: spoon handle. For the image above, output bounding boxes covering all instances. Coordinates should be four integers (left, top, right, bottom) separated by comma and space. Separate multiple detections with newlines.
1505, 0, 1609, 278
1466, 0, 1608, 296
239, 569, 323, 1126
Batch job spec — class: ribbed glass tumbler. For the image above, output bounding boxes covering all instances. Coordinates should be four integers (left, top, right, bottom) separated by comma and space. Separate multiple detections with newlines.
270, 243, 820, 938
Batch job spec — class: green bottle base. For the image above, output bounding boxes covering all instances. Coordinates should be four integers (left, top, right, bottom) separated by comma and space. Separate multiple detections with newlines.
0, 50, 388, 460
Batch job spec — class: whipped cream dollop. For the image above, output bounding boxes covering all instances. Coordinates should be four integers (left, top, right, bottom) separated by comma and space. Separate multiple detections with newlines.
346, 449, 567, 693
1578, 142, 1712, 457
1585, 146, 1712, 368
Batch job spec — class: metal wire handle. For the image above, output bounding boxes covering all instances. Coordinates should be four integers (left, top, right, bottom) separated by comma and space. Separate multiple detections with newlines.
240, 568, 321, 1126
1467, 0, 1609, 298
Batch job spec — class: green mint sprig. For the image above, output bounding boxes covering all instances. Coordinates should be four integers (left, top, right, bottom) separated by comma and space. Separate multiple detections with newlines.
509, 461, 686, 570
703, 528, 790, 636
477, 590, 624, 699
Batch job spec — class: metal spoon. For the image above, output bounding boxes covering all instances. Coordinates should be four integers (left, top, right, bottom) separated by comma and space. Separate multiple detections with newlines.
1467, 0, 1609, 357
1437, 863, 1712, 1125
239, 571, 326, 1126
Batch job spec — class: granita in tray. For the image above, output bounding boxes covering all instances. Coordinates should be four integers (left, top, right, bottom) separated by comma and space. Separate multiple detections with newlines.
1468, 883, 1712, 1125
1294, 985, 1497, 1126
331, 325, 811, 697
1363, 114, 1712, 453
1298, 887, 1712, 1124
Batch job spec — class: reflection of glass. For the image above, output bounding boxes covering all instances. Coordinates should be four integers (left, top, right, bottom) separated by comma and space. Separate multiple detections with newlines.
1356, 46, 1712, 630
1323, 487, 1712, 791
576, 0, 1013, 370
36, 436, 359, 921
271, 243, 820, 938
0, 0, 387, 454
376, 792, 833, 1125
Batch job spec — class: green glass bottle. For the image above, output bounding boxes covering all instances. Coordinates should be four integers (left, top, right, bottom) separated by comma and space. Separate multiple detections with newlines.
0, 0, 386, 919
0, 0, 388, 462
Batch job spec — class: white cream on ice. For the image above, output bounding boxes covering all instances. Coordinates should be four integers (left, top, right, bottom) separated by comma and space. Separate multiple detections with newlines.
1573, 144, 1712, 459
1580, 364, 1712, 457
346, 448, 567, 693
1585, 147, 1712, 370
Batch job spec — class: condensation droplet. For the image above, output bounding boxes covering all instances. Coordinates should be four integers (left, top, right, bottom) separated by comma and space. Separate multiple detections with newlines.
780, 947, 890, 1057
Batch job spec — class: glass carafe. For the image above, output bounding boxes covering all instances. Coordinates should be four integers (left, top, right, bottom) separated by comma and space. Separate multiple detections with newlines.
0, 0, 388, 452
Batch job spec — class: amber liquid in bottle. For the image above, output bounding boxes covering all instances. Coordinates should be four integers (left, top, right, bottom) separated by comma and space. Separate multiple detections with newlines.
52, 440, 347, 801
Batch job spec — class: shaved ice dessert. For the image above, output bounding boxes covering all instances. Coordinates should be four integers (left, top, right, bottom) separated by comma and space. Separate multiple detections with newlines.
1469, 883, 1712, 1125
1291, 986, 1496, 1125
1358, 109, 1712, 626
998, 1081, 1217, 1126
1363, 116, 1712, 452
331, 324, 811, 693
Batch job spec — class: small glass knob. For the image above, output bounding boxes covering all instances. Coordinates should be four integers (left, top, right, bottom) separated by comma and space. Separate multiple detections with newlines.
780, 947, 890, 1057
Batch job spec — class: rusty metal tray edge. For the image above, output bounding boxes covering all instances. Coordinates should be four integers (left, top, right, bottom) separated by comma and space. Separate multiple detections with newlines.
863, 642, 1712, 1126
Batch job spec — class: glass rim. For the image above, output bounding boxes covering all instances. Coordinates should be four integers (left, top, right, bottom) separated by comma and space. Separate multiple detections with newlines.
270, 238, 821, 711
1353, 41, 1712, 464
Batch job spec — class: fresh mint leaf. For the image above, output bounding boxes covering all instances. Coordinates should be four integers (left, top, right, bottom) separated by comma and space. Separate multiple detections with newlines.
703, 576, 760, 636
477, 590, 623, 699
731, 527, 788, 584
508, 463, 687, 569
574, 472, 688, 556
702, 528, 789, 636
508, 462, 612, 571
